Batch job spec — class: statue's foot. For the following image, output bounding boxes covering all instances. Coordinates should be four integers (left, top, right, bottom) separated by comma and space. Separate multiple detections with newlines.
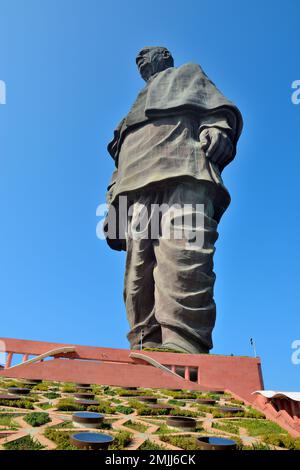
161, 327, 209, 354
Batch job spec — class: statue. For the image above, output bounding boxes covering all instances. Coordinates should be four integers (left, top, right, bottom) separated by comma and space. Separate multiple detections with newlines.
104, 46, 243, 354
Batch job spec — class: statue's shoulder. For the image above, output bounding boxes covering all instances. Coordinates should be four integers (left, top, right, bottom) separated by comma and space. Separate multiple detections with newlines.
172, 62, 205, 77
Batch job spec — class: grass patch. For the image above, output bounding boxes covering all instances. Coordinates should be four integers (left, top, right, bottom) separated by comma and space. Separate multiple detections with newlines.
139, 439, 166, 450
229, 418, 286, 437
124, 419, 148, 432
143, 347, 184, 353
212, 420, 240, 435
0, 414, 20, 430
38, 402, 53, 410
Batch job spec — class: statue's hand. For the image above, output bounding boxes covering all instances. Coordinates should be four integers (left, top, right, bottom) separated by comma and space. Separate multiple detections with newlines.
199, 128, 233, 166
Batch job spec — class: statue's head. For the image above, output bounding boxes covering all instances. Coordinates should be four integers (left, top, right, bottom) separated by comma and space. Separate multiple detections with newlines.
136, 46, 174, 81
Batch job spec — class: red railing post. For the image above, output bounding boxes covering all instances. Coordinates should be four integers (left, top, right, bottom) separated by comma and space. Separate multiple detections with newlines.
5, 352, 13, 369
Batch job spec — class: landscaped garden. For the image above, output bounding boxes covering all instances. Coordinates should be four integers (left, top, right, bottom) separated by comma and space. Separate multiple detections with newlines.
0, 377, 299, 450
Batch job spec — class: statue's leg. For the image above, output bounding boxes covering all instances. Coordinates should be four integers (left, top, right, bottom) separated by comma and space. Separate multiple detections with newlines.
153, 181, 219, 354
125, 197, 162, 350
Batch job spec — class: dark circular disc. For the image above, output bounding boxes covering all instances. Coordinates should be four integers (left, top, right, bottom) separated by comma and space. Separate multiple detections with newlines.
7, 387, 31, 395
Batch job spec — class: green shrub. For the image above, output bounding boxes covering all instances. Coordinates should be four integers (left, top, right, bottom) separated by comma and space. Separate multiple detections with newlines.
102, 386, 116, 396
168, 399, 186, 406
24, 412, 51, 427
61, 384, 76, 393
87, 400, 115, 414
161, 390, 197, 399
56, 398, 84, 412
262, 434, 300, 450
33, 383, 49, 391
139, 439, 166, 450
118, 389, 147, 397
115, 405, 134, 415
170, 407, 201, 418
0, 380, 22, 389
196, 404, 217, 414
243, 442, 271, 450
0, 399, 34, 409
44, 428, 77, 450
108, 430, 132, 450
4, 435, 44, 450
137, 406, 170, 416
143, 346, 184, 353
244, 407, 265, 419
212, 409, 245, 418
44, 392, 60, 400
160, 434, 199, 450
228, 398, 245, 406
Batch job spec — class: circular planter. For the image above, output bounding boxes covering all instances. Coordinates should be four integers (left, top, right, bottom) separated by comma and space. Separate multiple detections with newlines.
76, 387, 93, 392
137, 396, 157, 404
75, 399, 99, 407
218, 406, 244, 414
166, 416, 197, 431
196, 398, 216, 405
196, 436, 237, 450
72, 412, 104, 429
7, 387, 31, 396
0, 394, 21, 401
148, 404, 174, 411
74, 392, 95, 400
23, 379, 42, 384
70, 432, 114, 450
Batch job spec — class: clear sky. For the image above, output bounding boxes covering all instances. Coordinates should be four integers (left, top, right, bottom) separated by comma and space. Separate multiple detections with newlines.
0, 0, 299, 390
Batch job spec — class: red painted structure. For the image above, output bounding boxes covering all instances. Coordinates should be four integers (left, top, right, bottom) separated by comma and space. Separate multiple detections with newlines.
0, 337, 263, 403
1, 337, 299, 437
251, 392, 300, 437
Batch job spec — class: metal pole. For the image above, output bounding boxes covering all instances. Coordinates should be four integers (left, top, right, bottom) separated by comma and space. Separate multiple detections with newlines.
250, 338, 257, 357
140, 329, 144, 351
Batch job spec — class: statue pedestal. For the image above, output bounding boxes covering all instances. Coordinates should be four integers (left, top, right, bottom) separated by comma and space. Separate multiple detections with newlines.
0, 337, 263, 403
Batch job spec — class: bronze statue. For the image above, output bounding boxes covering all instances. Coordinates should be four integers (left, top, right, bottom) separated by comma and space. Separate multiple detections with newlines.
104, 46, 243, 354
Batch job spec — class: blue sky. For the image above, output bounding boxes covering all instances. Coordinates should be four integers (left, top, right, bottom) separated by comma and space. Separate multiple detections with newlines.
0, 0, 299, 390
